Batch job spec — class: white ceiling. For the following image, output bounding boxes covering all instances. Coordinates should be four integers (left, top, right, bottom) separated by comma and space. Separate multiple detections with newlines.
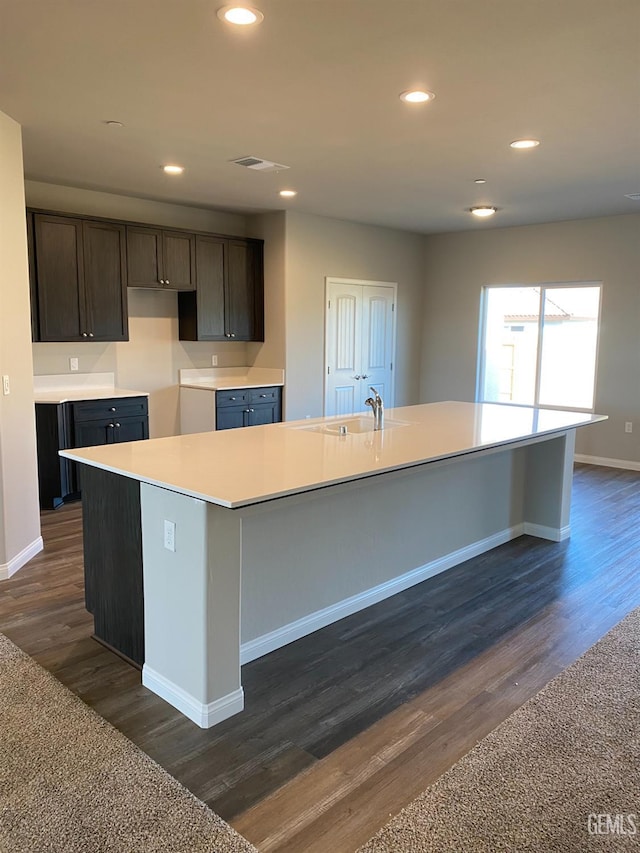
1, 0, 639, 234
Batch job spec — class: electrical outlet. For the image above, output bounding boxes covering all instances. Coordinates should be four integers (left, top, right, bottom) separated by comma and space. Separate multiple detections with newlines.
625, 422, 633, 434
2, 375, 9, 396
163, 519, 176, 552
211, 355, 218, 366
69, 357, 79, 372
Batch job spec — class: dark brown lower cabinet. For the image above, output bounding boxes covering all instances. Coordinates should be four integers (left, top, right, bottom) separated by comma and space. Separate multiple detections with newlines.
215, 385, 282, 430
81, 465, 144, 666
35, 396, 149, 509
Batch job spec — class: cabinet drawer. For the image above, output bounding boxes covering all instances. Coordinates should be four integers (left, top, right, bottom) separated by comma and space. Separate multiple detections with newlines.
216, 389, 249, 407
71, 396, 148, 423
249, 386, 281, 404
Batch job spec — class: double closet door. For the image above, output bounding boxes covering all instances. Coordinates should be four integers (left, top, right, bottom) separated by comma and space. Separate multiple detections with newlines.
325, 279, 397, 417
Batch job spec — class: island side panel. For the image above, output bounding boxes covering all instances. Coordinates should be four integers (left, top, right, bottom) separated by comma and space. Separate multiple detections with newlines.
140, 483, 243, 728
523, 430, 576, 541
238, 443, 528, 658
80, 465, 144, 665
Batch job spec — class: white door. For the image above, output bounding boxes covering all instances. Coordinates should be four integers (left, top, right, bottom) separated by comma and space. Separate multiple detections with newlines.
325, 279, 396, 416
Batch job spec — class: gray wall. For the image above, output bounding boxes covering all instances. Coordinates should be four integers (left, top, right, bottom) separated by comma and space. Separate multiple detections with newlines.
283, 210, 425, 421
421, 214, 640, 465
0, 113, 41, 570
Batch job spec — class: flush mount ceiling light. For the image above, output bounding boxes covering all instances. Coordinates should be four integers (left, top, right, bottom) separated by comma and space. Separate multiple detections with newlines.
510, 139, 540, 149
470, 206, 497, 218
162, 164, 185, 175
474, 178, 487, 184
103, 120, 124, 128
217, 5, 264, 25
399, 89, 436, 104
279, 189, 297, 198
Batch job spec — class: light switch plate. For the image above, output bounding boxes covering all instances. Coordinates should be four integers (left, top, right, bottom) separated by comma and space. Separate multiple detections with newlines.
70, 357, 79, 372
2, 375, 9, 396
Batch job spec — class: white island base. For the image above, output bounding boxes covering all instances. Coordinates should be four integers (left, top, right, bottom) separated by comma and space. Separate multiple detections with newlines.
139, 426, 576, 728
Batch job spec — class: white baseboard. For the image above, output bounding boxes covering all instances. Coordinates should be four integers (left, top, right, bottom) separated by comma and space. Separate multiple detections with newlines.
0, 536, 43, 580
522, 522, 570, 542
241, 524, 526, 665
142, 666, 244, 728
574, 453, 640, 472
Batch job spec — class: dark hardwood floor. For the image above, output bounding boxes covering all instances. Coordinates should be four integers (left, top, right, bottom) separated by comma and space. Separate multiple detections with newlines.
1, 464, 638, 852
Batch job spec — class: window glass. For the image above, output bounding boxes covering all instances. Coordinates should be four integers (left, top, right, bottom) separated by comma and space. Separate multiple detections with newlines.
538, 287, 601, 409
481, 287, 540, 406
479, 284, 601, 411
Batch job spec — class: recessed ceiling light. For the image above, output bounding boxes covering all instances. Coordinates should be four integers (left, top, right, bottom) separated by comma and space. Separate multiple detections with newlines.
103, 120, 124, 128
510, 139, 540, 149
399, 90, 436, 104
217, 5, 264, 25
474, 178, 487, 184
470, 206, 497, 218
162, 164, 185, 175
279, 190, 297, 198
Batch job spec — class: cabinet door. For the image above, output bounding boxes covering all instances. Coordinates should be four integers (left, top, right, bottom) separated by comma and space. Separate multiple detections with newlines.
27, 213, 39, 340
74, 420, 114, 448
126, 226, 163, 287
163, 231, 196, 291
110, 417, 150, 443
82, 220, 128, 340
216, 406, 247, 431
248, 403, 280, 427
33, 214, 85, 341
226, 239, 263, 341
193, 235, 226, 339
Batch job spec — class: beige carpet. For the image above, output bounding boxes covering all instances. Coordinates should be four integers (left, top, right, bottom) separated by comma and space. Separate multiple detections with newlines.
358, 607, 640, 852
0, 633, 256, 853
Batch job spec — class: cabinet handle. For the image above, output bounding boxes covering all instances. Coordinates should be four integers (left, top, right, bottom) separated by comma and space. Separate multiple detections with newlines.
82, 332, 88, 338
109, 407, 116, 412
89, 332, 94, 337
259, 394, 267, 398
249, 408, 255, 413
225, 333, 231, 338
115, 423, 120, 428
229, 396, 236, 401
362, 374, 369, 379
160, 279, 165, 285
353, 375, 361, 380
230, 333, 236, 338
165, 280, 170, 285
108, 423, 115, 428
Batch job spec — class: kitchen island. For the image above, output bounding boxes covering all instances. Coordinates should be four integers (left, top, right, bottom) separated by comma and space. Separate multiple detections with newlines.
61, 401, 605, 727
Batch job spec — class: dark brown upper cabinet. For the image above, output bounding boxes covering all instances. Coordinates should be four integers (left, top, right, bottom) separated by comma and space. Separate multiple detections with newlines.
178, 235, 264, 342
30, 213, 128, 342
126, 226, 196, 291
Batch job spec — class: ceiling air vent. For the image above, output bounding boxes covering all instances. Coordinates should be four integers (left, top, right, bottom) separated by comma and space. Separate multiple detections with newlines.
624, 192, 640, 201
231, 156, 290, 173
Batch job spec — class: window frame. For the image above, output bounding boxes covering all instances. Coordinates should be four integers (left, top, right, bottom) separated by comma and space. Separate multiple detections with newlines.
476, 281, 602, 413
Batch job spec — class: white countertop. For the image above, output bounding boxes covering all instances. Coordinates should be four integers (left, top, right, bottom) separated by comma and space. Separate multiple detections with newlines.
179, 367, 284, 391
60, 401, 606, 509
34, 372, 149, 404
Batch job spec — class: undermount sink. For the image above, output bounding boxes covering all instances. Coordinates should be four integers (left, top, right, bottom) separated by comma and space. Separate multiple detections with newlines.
295, 416, 411, 435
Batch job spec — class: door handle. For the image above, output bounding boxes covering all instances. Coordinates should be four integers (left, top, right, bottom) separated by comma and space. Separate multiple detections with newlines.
362, 374, 369, 379
353, 375, 361, 380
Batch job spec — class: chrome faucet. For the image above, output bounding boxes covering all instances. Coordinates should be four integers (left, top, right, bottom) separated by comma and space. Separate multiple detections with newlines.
364, 386, 384, 430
